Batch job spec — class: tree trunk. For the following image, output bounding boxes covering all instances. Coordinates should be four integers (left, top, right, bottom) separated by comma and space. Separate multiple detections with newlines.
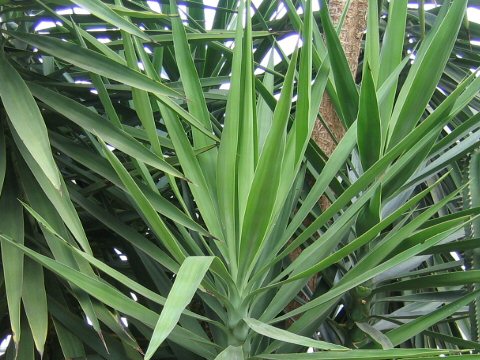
286, 0, 368, 325
312, 0, 368, 157
313, 0, 367, 211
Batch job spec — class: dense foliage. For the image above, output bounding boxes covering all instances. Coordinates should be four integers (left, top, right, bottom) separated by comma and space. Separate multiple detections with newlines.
1, 0, 480, 359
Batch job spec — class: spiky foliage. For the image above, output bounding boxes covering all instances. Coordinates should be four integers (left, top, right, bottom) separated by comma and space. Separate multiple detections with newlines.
0, 0, 480, 359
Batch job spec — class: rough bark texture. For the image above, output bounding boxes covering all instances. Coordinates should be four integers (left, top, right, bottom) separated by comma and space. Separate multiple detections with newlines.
285, 0, 368, 324
312, 0, 368, 157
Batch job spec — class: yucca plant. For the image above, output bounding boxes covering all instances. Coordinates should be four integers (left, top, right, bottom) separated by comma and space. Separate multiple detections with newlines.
1, 0, 480, 359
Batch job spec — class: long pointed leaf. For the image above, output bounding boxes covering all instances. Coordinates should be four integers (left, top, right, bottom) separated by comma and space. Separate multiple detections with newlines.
98, 137, 186, 263
0, 48, 61, 190
144, 257, 214, 360
5, 32, 177, 97
319, 0, 358, 126
214, 346, 243, 360
387, 290, 480, 346
22, 258, 48, 356
0, 170, 24, 345
387, 0, 468, 146
70, 0, 151, 41
29, 83, 184, 179
358, 64, 382, 170
245, 317, 347, 351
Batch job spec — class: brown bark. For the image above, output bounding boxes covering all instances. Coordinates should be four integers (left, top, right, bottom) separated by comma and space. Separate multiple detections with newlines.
312, 0, 368, 157
285, 0, 368, 325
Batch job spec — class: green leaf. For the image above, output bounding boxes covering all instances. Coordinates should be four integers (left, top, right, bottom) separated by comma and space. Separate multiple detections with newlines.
22, 204, 218, 327
378, 0, 407, 129
294, 0, 312, 162
0, 170, 24, 345
357, 64, 382, 170
418, 0, 426, 39
49, 132, 207, 235
108, 4, 171, 19
256, 54, 275, 155
158, 104, 225, 243
345, 187, 464, 281
355, 187, 381, 236
274, 219, 467, 322
279, 123, 357, 250
70, 0, 151, 41
387, 0, 468, 146
386, 290, 480, 346
394, 216, 468, 254
48, 295, 123, 359
122, 31, 163, 157
73, 240, 216, 324
0, 234, 159, 326
245, 317, 348, 351
98, 137, 186, 263
363, 0, 380, 83
423, 329, 480, 351
148, 40, 223, 239
254, 349, 450, 359
238, 48, 299, 279
36, 0, 126, 64
319, 0, 358, 126
16, 314, 35, 360
383, 72, 480, 197
5, 32, 178, 98
144, 256, 214, 360
68, 188, 180, 273
1, 0, 478, 357
17, 161, 102, 333
216, 0, 246, 275
5, 31, 219, 142
375, 271, 480, 293
22, 257, 48, 356
52, 319, 86, 360
377, 55, 409, 111
282, 66, 477, 264
470, 151, 480, 240
10, 127, 92, 254
214, 346, 244, 360
108, 30, 272, 47
0, 48, 61, 190
169, 0, 216, 172
28, 83, 184, 179
355, 322, 393, 350
0, 124, 5, 193
235, 0, 256, 229
277, 177, 440, 286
